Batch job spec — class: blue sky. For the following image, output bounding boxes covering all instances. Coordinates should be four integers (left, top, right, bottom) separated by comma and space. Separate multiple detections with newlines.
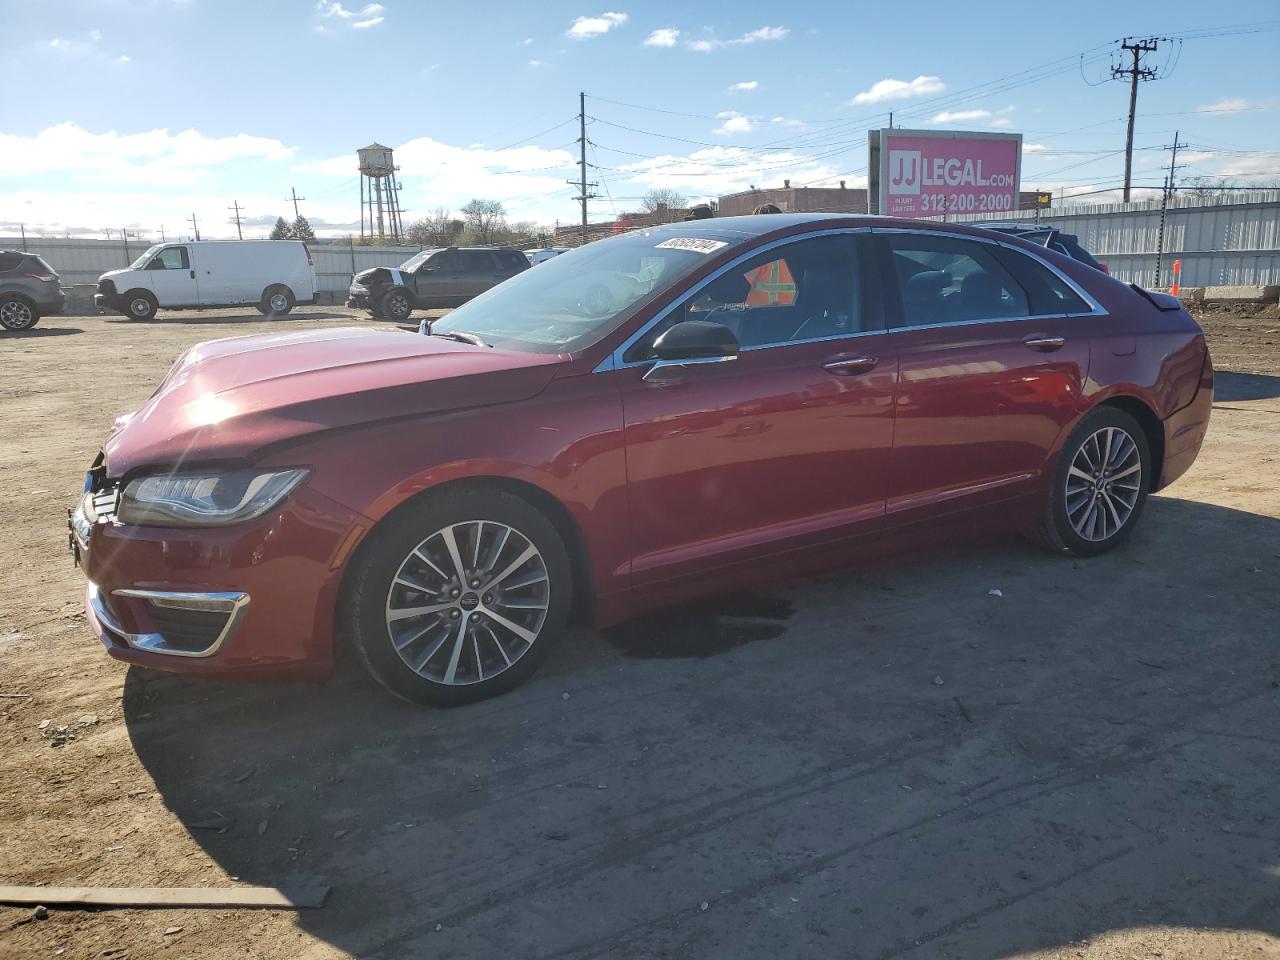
3, 0, 1278, 239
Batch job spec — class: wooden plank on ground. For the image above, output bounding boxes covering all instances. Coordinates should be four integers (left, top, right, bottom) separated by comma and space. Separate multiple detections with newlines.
0, 884, 329, 910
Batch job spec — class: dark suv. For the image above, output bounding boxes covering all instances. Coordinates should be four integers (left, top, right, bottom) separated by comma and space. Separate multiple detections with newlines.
0, 250, 65, 330
347, 246, 529, 321
981, 224, 1109, 274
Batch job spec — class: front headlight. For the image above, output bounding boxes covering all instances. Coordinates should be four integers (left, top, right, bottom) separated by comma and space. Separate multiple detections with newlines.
117, 468, 308, 527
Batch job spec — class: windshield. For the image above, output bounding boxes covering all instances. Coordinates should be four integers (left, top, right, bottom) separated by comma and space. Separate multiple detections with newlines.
130, 244, 164, 269
399, 248, 440, 272
430, 231, 740, 353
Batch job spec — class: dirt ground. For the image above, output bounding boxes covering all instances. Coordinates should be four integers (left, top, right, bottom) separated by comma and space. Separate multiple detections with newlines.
1, 306, 1278, 960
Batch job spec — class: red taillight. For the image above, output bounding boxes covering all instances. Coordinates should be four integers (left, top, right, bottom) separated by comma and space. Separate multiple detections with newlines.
24, 272, 57, 282
1096, 262, 1110, 274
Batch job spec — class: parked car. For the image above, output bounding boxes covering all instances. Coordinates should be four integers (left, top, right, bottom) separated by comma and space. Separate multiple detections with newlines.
527, 247, 571, 266
347, 246, 529, 321
70, 214, 1213, 706
982, 223, 1109, 273
0, 250, 65, 331
94, 240, 316, 322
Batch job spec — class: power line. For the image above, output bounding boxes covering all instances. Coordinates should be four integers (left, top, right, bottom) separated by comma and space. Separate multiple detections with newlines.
1110, 37, 1163, 201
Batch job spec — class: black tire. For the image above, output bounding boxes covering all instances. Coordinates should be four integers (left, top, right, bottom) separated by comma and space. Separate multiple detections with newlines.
1032, 406, 1151, 557
380, 288, 413, 323
0, 295, 39, 331
343, 487, 573, 707
258, 286, 295, 318
123, 291, 158, 322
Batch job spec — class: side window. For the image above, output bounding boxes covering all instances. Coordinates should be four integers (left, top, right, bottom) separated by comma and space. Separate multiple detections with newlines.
496, 250, 527, 272
460, 251, 496, 274
992, 247, 1093, 316
428, 250, 458, 273
148, 247, 189, 271
626, 235, 864, 360
888, 235, 1028, 327
0, 252, 24, 272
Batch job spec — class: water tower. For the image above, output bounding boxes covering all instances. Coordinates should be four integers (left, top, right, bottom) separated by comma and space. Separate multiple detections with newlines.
358, 143, 405, 243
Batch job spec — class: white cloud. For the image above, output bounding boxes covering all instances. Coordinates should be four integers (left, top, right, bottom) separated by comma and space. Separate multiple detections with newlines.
850, 75, 945, 105
522, 36, 534, 45
1198, 97, 1248, 113
686, 25, 788, 52
989, 117, 1012, 128
617, 145, 862, 198
644, 27, 680, 47
568, 12, 628, 39
770, 116, 805, 129
713, 111, 753, 135
528, 59, 544, 67
47, 30, 130, 64
0, 123, 295, 186
316, 2, 385, 28
930, 109, 991, 123
1023, 143, 1048, 154
729, 80, 759, 92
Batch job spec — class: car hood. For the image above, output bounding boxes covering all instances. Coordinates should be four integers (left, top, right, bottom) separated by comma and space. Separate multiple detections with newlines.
103, 327, 565, 475
100, 268, 130, 281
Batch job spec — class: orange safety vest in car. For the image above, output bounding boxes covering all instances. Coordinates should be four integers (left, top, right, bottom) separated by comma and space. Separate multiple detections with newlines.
744, 259, 797, 306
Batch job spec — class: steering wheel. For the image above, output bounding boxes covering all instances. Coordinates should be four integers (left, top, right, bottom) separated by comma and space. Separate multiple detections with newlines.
581, 283, 615, 317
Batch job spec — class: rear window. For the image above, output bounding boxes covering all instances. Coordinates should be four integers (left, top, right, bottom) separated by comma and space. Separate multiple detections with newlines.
1050, 234, 1102, 270
495, 250, 528, 272
32, 256, 56, 274
992, 247, 1093, 316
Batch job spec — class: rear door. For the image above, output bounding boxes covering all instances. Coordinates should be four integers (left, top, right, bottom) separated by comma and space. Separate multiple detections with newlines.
458, 250, 500, 300
874, 231, 1094, 527
143, 245, 199, 306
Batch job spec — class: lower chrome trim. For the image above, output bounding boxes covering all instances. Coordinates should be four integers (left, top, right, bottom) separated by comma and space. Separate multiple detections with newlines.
87, 582, 250, 658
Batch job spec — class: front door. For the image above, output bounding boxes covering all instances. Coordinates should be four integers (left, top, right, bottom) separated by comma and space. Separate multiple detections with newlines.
143, 245, 199, 306
458, 250, 500, 301
615, 233, 898, 589
875, 231, 1094, 527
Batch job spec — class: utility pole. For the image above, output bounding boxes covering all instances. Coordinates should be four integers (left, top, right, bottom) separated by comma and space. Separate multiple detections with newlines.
567, 91, 598, 241
188, 212, 201, 241
1164, 131, 1184, 200
160, 224, 166, 242
1112, 37, 1160, 203
888, 111, 893, 129
19, 223, 26, 250
287, 187, 306, 221
227, 200, 245, 240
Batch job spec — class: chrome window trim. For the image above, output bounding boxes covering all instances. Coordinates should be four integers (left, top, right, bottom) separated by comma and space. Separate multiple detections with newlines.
591, 223, 1108, 373
90, 583, 250, 658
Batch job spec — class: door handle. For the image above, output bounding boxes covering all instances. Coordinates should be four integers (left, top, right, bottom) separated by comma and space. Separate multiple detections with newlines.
1023, 334, 1065, 352
190, 270, 196, 279
822, 356, 878, 375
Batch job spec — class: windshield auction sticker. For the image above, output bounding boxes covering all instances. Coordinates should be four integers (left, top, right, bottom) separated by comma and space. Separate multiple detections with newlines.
655, 238, 729, 254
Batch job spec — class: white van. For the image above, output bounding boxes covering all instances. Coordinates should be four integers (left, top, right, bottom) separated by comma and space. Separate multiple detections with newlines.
95, 240, 316, 321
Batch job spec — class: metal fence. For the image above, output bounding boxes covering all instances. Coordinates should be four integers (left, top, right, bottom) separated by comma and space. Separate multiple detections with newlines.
0, 237, 425, 293
949, 190, 1280, 289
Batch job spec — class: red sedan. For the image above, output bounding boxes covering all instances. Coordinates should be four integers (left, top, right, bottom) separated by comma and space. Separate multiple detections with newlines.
70, 215, 1213, 705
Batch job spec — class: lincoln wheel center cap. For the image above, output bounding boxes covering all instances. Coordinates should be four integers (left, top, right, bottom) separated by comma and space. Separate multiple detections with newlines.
459, 593, 480, 611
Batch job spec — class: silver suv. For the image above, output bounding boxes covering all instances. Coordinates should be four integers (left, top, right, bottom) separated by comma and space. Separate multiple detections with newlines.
0, 250, 65, 331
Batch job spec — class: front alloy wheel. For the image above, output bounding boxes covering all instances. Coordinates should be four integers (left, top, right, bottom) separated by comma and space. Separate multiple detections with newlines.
385, 521, 550, 686
345, 488, 572, 706
382, 289, 412, 322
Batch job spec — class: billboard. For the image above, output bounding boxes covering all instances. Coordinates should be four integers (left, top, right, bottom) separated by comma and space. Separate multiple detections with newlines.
869, 128, 1021, 218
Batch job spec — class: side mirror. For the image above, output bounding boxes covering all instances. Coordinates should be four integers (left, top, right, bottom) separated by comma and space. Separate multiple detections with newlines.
645, 320, 739, 383
652, 320, 739, 360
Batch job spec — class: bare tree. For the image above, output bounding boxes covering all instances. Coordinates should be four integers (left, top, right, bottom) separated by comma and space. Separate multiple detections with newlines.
407, 208, 465, 247
640, 188, 688, 223
460, 199, 507, 245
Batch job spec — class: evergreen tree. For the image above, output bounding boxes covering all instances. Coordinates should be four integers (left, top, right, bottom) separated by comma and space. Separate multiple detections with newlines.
290, 216, 316, 241
269, 216, 291, 240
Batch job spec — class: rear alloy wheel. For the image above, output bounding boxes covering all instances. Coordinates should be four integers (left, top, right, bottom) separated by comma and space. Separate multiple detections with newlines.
125, 292, 158, 322
1034, 406, 1150, 556
0, 295, 38, 331
345, 488, 572, 706
380, 289, 413, 323
259, 286, 295, 317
